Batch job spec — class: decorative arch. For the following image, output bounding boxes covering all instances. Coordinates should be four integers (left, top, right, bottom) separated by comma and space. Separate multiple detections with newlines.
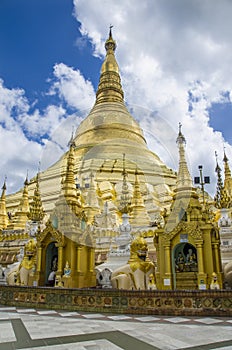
162, 221, 202, 244
37, 220, 65, 247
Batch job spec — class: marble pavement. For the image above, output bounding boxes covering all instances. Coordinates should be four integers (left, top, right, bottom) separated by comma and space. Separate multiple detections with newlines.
1, 305, 232, 349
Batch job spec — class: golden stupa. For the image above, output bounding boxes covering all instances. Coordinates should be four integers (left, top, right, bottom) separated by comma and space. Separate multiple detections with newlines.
5, 29, 176, 222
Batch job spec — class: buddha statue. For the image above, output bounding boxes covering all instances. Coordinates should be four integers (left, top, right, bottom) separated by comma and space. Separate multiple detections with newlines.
63, 261, 71, 277
210, 272, 220, 290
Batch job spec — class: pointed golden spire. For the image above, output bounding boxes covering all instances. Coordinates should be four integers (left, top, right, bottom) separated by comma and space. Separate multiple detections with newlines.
223, 146, 232, 197
214, 151, 231, 208
130, 167, 150, 226
8, 175, 30, 230
214, 151, 223, 208
20, 175, 30, 214
29, 173, 44, 222
95, 27, 124, 104
0, 177, 8, 229
119, 154, 131, 214
176, 123, 192, 189
132, 168, 144, 207
1, 177, 6, 200
62, 137, 82, 211
84, 171, 100, 223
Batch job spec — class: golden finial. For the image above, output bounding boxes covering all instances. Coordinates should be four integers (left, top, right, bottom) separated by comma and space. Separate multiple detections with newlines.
109, 24, 113, 37
2, 176, 7, 191
223, 145, 229, 163
24, 171, 29, 186
68, 126, 75, 148
215, 151, 221, 172
0, 176, 7, 201
95, 27, 124, 104
176, 122, 186, 144
105, 25, 116, 52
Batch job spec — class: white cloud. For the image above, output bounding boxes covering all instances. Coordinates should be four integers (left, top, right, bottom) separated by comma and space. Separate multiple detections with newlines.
0, 80, 43, 192
49, 63, 95, 111
73, 0, 232, 196
0, 62, 95, 193
1, 0, 232, 199
18, 105, 66, 139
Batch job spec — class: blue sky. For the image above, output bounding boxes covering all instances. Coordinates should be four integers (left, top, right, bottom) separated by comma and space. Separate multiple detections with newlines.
0, 0, 232, 196
0, 0, 100, 111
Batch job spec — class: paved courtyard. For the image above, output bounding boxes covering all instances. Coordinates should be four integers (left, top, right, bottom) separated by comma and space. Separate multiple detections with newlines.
1, 305, 232, 349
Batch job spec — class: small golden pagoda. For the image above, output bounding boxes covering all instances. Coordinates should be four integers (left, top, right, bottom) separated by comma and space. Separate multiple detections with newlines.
154, 124, 223, 290
214, 150, 232, 286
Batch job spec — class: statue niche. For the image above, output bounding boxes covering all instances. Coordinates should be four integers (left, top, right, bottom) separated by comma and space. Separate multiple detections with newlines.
175, 243, 198, 273
46, 243, 58, 287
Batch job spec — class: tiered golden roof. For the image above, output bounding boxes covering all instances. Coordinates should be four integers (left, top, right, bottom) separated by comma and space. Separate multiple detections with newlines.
29, 173, 44, 222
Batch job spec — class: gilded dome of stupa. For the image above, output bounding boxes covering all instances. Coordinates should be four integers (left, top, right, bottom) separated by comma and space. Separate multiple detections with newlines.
71, 29, 176, 192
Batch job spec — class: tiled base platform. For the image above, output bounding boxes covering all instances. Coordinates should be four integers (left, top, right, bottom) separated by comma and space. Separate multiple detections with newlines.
1, 285, 232, 316
1, 306, 232, 349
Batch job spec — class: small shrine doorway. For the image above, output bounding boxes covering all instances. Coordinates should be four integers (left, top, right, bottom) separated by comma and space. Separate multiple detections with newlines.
45, 242, 58, 286
173, 242, 198, 290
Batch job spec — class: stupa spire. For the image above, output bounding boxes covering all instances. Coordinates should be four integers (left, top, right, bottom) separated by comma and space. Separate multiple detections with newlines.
214, 151, 231, 208
62, 138, 82, 211
119, 154, 131, 214
223, 147, 232, 197
130, 168, 150, 226
8, 175, 30, 230
0, 177, 8, 229
29, 173, 44, 222
176, 123, 192, 189
95, 27, 124, 104
84, 171, 100, 223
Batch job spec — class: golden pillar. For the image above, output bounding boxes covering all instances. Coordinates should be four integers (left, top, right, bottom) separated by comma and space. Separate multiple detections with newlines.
57, 245, 63, 274
196, 240, 207, 288
163, 244, 172, 289
33, 244, 43, 286
76, 245, 82, 272
212, 243, 220, 273
212, 242, 223, 288
196, 241, 204, 273
37, 246, 42, 272
70, 243, 76, 273
164, 244, 172, 274
88, 247, 94, 272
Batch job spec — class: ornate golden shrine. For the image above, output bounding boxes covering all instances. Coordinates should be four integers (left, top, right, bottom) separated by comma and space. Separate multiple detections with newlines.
34, 221, 95, 289
153, 126, 222, 290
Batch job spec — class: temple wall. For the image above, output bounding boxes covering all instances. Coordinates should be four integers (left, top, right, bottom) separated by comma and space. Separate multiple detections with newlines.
0, 285, 232, 316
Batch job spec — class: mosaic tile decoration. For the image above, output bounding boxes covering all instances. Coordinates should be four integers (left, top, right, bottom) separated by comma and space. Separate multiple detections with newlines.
0, 285, 232, 316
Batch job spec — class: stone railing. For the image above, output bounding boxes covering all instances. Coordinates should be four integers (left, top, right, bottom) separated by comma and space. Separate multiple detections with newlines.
0, 285, 232, 316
